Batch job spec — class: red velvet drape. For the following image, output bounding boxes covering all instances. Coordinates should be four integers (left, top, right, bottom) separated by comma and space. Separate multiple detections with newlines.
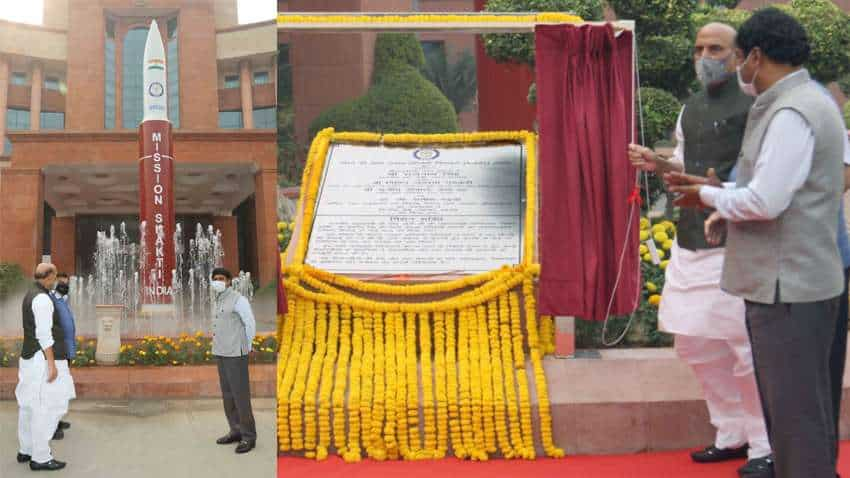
535, 24, 639, 321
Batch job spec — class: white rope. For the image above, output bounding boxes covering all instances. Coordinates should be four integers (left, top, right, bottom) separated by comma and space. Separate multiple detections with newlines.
600, 31, 647, 347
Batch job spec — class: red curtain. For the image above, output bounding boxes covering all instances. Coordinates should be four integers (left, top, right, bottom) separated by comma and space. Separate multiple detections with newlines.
535, 24, 639, 321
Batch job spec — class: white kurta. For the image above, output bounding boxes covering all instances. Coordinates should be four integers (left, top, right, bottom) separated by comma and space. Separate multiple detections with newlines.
16, 291, 76, 464
656, 108, 747, 340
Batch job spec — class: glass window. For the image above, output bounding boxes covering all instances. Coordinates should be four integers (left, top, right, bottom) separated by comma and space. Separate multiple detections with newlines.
40, 111, 64, 130
253, 71, 270, 85
167, 18, 180, 128
279, 44, 292, 103
11, 72, 26, 86
3, 137, 11, 156
219, 110, 243, 129
7, 108, 30, 130
252, 107, 275, 129
105, 26, 116, 129
224, 75, 240, 89
122, 27, 148, 128
44, 77, 60, 91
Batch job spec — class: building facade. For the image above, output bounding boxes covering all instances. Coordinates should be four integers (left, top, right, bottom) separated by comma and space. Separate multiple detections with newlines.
0, 0, 279, 285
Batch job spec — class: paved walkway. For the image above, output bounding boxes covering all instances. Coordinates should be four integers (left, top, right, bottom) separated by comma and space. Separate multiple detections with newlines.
1, 398, 275, 477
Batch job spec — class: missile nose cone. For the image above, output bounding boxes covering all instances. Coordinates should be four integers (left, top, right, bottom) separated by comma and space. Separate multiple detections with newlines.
143, 19, 168, 122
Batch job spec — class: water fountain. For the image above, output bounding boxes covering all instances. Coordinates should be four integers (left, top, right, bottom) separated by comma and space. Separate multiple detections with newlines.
66, 221, 254, 338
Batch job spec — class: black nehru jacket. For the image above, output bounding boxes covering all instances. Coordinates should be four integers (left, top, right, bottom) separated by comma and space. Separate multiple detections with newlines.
21, 282, 67, 361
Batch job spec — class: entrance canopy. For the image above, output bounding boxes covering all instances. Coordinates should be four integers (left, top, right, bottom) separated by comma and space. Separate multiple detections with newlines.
43, 163, 257, 216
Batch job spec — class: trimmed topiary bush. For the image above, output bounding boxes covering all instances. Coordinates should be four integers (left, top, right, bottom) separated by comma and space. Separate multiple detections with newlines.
638, 87, 681, 147
691, 5, 751, 30
309, 34, 458, 138
774, 0, 850, 84
638, 35, 695, 99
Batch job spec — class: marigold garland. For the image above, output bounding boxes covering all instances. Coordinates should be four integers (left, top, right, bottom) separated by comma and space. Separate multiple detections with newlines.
277, 13, 584, 28
278, 130, 566, 462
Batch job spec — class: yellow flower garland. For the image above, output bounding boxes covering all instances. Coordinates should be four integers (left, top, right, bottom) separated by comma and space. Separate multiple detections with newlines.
278, 13, 584, 28
278, 130, 565, 462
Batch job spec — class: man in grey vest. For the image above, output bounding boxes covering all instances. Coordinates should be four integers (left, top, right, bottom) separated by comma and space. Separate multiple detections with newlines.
629, 22, 771, 478
211, 267, 257, 454
668, 9, 846, 477
16, 263, 75, 471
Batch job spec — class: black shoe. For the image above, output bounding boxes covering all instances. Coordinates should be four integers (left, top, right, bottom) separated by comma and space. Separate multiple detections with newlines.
17, 452, 31, 463
52, 429, 64, 441
737, 456, 774, 478
216, 433, 241, 445
58, 421, 71, 430
235, 440, 256, 454
29, 459, 66, 471
691, 444, 749, 463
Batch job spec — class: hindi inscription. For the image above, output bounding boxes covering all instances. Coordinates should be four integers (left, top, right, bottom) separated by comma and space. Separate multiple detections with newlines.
305, 143, 524, 274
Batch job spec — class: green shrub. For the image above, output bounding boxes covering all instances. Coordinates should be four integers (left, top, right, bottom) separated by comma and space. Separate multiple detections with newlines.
608, 0, 697, 38
843, 101, 850, 129
309, 33, 458, 138
638, 34, 695, 99
0, 262, 25, 298
638, 87, 681, 147
839, 74, 850, 98
774, 0, 850, 84
691, 5, 751, 30
705, 0, 739, 7
423, 49, 478, 114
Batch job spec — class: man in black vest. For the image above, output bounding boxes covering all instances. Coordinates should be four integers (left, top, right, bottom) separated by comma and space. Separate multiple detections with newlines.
629, 23, 771, 478
15, 263, 74, 471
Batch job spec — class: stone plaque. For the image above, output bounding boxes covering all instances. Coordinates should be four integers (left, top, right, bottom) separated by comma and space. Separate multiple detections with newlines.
305, 143, 525, 274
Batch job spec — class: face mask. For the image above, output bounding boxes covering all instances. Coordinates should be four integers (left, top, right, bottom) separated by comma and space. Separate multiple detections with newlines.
211, 280, 227, 293
736, 53, 760, 97
55, 283, 70, 296
696, 55, 732, 88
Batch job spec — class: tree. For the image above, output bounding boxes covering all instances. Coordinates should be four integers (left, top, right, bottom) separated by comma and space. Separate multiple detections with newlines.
844, 102, 850, 129
422, 49, 479, 114
309, 34, 459, 138
705, 0, 739, 8
607, 0, 697, 39
691, 4, 751, 30
482, 0, 604, 67
839, 73, 850, 98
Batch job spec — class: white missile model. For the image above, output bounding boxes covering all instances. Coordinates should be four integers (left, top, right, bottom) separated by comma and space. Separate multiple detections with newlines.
143, 19, 168, 122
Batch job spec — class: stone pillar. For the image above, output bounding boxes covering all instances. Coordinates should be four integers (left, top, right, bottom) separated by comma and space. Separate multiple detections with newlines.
240, 60, 254, 129
254, 169, 278, 286
0, 169, 44, 275
0, 56, 8, 151
555, 316, 576, 358
51, 216, 76, 276
30, 62, 42, 131
212, 215, 239, 275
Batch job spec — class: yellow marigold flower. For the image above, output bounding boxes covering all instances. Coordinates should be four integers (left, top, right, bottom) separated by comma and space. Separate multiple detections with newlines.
640, 218, 650, 230
660, 260, 670, 270
653, 231, 669, 243
277, 222, 286, 232
645, 282, 657, 293
639, 244, 648, 255
639, 230, 650, 241
662, 239, 673, 250
656, 249, 665, 260
642, 253, 652, 262
648, 294, 662, 306
289, 222, 296, 231
278, 233, 285, 243
651, 224, 666, 234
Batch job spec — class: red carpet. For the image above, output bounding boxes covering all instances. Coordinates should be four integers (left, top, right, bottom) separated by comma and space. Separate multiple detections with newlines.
279, 442, 850, 477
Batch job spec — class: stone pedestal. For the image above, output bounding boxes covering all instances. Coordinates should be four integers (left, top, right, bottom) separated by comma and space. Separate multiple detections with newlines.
139, 303, 178, 337
95, 305, 124, 365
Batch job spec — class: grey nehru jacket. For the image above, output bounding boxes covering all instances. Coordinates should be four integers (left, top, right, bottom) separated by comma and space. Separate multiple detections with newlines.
721, 69, 845, 304
212, 287, 252, 357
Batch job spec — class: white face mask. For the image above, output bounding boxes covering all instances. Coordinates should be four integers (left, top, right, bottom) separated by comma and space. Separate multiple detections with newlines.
736, 53, 759, 97
211, 280, 227, 293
